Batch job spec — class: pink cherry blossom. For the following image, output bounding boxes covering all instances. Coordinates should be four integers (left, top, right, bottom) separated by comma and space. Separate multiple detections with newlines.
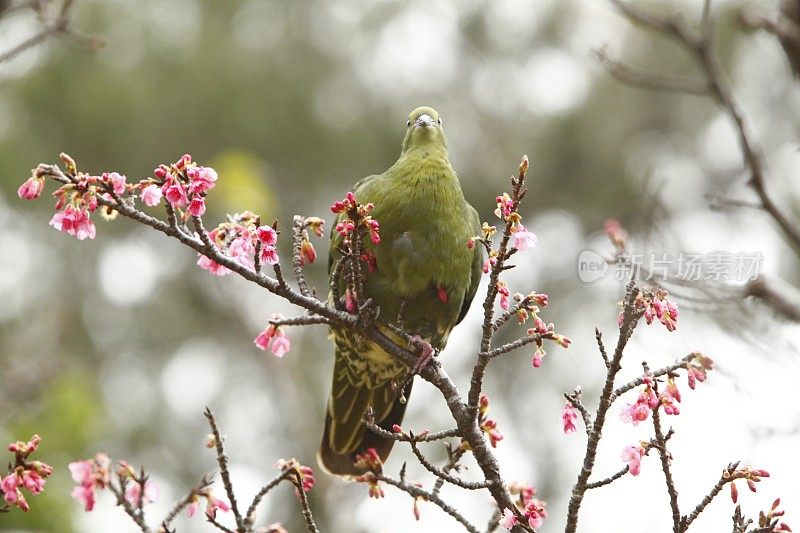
197, 253, 232, 276
162, 178, 187, 207
104, 172, 127, 195
531, 316, 548, 335
659, 378, 681, 415
205, 492, 231, 519
523, 499, 547, 529
270, 331, 291, 358
17, 177, 44, 200
140, 184, 163, 206
257, 225, 278, 246
186, 496, 200, 517
49, 206, 96, 240
495, 193, 514, 218
512, 225, 537, 251
367, 218, 381, 244
620, 400, 651, 426
622, 444, 645, 476
1, 473, 19, 497
500, 508, 518, 530
260, 245, 279, 266
228, 234, 255, 269
124, 480, 159, 506
562, 402, 578, 434
187, 166, 218, 194
21, 471, 45, 494
497, 281, 510, 310
531, 347, 544, 368
70, 483, 96, 511
188, 196, 206, 217
69, 460, 93, 485
253, 325, 277, 351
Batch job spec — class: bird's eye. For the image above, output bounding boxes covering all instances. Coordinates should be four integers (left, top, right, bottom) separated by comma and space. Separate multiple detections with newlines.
437, 117, 442, 125
407, 119, 411, 127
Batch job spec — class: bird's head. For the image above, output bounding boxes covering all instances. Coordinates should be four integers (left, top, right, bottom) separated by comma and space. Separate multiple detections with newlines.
401, 106, 447, 154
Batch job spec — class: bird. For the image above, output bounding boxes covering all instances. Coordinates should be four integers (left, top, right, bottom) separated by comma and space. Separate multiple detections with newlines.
319, 106, 483, 476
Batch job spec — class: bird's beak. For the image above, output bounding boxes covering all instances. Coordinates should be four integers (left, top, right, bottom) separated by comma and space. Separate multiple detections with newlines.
415, 114, 435, 128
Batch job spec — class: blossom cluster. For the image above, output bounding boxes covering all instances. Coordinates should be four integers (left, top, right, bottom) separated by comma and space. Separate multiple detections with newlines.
17, 153, 220, 241
1, 435, 53, 512
727, 464, 771, 504
330, 191, 381, 246
353, 448, 385, 499
69, 454, 234, 520
478, 394, 504, 448
619, 288, 680, 332
500, 481, 547, 530
274, 458, 316, 497
620, 375, 678, 426
617, 353, 713, 475
68, 454, 112, 511
758, 498, 792, 532
621, 443, 647, 476
510, 290, 570, 368
195, 210, 280, 276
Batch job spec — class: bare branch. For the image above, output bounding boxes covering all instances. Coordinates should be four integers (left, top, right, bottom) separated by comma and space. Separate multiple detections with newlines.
595, 47, 711, 95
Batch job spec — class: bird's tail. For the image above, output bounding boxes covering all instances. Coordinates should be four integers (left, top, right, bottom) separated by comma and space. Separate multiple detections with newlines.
318, 349, 412, 477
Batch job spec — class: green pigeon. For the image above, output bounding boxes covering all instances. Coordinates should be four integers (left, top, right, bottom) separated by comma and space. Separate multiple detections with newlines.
319, 106, 483, 476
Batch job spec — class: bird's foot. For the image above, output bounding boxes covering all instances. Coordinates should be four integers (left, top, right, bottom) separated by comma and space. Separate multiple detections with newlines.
410, 335, 435, 374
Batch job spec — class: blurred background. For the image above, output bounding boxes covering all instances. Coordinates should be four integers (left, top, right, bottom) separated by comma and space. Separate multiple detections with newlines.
1, 0, 799, 531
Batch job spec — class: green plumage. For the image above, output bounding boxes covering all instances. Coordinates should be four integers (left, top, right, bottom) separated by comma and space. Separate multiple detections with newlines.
319, 107, 482, 476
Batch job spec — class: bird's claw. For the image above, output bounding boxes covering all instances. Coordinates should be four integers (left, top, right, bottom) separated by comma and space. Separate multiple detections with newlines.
410, 335, 435, 374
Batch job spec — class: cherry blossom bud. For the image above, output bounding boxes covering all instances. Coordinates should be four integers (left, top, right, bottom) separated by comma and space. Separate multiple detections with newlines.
305, 216, 325, 237
562, 402, 578, 434
519, 154, 529, 175
18, 176, 45, 200
60, 152, 77, 175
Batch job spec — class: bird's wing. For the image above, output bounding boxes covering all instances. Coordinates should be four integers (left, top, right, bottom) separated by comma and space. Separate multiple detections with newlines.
455, 203, 483, 326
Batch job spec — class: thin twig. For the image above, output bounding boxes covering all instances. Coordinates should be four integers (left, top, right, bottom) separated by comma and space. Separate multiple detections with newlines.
432, 443, 467, 497
290, 470, 320, 533
377, 474, 482, 533
612, 354, 696, 400
270, 314, 331, 327
586, 466, 629, 489
292, 216, 314, 298
204, 408, 245, 532
651, 386, 681, 532
244, 471, 291, 527
681, 464, 738, 530
363, 419, 460, 443
160, 475, 213, 531
409, 441, 493, 490
107, 477, 151, 533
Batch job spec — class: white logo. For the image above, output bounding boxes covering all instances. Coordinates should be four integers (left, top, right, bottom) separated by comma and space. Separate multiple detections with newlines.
577, 250, 607, 283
